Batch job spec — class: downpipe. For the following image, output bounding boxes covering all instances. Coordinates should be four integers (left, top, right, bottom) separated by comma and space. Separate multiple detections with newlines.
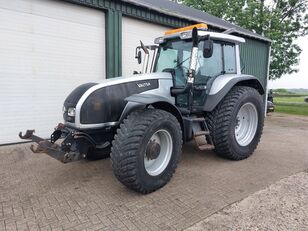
19, 124, 95, 163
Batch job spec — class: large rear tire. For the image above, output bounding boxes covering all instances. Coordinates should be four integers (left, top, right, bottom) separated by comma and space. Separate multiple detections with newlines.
111, 109, 182, 194
206, 86, 264, 160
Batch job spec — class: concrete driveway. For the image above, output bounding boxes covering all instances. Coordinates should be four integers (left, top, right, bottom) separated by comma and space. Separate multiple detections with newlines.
0, 113, 308, 230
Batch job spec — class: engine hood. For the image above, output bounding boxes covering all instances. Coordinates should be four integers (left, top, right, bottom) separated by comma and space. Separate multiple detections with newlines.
63, 72, 173, 129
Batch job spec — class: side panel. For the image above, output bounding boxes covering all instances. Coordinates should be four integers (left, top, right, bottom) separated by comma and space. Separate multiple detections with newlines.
80, 80, 159, 124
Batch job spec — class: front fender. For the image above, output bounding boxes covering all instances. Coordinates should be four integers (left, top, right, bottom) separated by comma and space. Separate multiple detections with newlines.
119, 93, 186, 140
118, 94, 177, 123
204, 75, 264, 111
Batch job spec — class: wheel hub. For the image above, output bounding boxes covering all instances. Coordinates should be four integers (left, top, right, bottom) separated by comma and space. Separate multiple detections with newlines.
235, 102, 258, 146
145, 140, 161, 160
144, 129, 173, 176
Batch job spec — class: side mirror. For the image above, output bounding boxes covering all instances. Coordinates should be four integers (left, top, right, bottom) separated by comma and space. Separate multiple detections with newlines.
136, 50, 142, 64
203, 38, 213, 58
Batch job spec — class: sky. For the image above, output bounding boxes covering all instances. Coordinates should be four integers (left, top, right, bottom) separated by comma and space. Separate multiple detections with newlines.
269, 36, 308, 89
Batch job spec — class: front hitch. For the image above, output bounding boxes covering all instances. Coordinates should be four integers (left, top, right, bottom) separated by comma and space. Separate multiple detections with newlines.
19, 126, 82, 163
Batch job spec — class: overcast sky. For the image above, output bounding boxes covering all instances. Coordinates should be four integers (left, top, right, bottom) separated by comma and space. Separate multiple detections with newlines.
269, 36, 308, 89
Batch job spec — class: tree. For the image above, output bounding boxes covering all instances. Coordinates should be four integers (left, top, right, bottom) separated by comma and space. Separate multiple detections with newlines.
182, 0, 308, 80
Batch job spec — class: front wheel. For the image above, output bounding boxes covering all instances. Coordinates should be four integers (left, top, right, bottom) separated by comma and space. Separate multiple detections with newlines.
206, 86, 264, 160
111, 109, 182, 194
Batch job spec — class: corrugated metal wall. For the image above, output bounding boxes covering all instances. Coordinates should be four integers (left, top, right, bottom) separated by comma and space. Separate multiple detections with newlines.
240, 38, 270, 88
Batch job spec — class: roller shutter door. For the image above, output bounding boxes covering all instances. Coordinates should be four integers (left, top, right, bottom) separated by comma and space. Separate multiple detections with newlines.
0, 0, 105, 144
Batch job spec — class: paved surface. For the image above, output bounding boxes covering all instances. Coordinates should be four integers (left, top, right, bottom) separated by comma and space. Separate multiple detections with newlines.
0, 113, 308, 231
186, 171, 308, 231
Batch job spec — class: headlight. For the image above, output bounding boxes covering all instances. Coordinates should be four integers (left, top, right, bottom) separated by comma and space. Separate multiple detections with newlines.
62, 105, 66, 113
67, 107, 76, 117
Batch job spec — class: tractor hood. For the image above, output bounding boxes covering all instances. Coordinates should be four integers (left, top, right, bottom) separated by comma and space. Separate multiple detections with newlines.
63, 72, 173, 129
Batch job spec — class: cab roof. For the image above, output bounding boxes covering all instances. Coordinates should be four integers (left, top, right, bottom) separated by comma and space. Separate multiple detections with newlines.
155, 26, 245, 45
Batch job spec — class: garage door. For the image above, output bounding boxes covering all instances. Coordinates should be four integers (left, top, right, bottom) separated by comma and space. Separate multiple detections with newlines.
122, 17, 171, 76
0, 0, 105, 144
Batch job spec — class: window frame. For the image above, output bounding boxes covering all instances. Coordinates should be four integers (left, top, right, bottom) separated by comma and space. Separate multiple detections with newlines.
154, 39, 237, 79
221, 41, 237, 74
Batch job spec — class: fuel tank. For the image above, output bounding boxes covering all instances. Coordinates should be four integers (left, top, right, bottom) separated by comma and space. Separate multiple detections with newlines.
63, 72, 174, 129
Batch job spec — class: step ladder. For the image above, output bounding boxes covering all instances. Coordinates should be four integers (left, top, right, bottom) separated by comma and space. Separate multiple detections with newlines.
191, 117, 214, 151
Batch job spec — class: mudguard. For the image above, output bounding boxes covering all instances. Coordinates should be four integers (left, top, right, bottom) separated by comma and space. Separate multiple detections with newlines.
120, 93, 186, 138
203, 75, 264, 111
119, 94, 181, 122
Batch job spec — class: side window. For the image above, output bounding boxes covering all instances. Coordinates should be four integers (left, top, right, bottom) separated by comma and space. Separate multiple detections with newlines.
223, 44, 236, 73
182, 50, 191, 70
156, 49, 178, 72
199, 43, 223, 77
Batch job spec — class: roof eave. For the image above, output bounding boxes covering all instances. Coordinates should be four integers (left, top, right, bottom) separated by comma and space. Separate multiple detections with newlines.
121, 0, 272, 43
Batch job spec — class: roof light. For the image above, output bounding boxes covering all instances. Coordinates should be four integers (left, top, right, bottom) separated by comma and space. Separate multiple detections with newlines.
164, 23, 208, 35
154, 36, 166, 44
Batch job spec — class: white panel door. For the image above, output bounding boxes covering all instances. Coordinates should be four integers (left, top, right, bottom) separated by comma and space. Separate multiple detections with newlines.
122, 17, 171, 76
0, 0, 105, 144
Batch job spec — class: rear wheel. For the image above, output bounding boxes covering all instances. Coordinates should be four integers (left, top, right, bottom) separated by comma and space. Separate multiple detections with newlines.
111, 109, 182, 194
206, 86, 264, 160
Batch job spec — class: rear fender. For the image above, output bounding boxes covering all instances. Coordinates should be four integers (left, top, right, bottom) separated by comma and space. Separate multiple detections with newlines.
204, 75, 264, 111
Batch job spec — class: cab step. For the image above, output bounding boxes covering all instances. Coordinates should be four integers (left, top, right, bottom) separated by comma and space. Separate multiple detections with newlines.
194, 131, 210, 137
191, 116, 214, 151
198, 144, 215, 151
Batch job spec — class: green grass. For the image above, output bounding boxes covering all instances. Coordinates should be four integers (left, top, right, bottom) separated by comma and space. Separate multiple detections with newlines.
275, 96, 307, 103
273, 96, 308, 116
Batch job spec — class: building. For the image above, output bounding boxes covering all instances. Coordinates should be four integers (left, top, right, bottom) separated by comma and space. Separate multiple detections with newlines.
0, 0, 271, 144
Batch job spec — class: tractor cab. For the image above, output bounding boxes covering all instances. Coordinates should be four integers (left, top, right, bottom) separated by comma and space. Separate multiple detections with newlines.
136, 23, 245, 112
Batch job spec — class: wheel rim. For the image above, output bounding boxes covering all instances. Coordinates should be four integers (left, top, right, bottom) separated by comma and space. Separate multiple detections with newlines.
235, 102, 258, 146
144, 129, 173, 176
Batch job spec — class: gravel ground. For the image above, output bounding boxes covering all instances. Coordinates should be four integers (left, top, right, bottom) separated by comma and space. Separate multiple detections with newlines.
186, 171, 308, 231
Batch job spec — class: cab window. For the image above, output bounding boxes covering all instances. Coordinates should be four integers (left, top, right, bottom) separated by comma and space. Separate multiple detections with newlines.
223, 44, 236, 73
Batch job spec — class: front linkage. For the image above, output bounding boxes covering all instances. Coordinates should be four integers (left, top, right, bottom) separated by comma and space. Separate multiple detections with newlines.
19, 124, 94, 163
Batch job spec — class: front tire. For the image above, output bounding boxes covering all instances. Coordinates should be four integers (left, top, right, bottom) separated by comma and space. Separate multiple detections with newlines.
206, 86, 264, 160
86, 147, 111, 160
111, 109, 182, 194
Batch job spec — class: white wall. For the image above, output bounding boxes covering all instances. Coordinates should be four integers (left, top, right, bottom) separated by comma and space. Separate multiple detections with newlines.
122, 16, 171, 76
0, 0, 105, 144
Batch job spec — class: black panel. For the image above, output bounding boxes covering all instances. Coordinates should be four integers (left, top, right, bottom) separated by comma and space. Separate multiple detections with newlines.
64, 83, 98, 108
80, 79, 159, 124
63, 83, 98, 123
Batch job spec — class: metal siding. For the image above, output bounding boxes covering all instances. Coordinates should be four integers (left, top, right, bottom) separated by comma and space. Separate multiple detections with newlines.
65, 0, 191, 28
240, 38, 269, 88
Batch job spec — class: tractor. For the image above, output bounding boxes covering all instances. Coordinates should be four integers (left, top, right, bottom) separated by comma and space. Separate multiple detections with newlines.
20, 24, 265, 194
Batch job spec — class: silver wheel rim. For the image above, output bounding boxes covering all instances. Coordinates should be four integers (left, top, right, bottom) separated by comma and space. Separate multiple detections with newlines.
144, 129, 173, 176
235, 102, 258, 146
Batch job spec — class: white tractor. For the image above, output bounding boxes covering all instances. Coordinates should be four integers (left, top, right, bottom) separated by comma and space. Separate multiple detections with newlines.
20, 24, 265, 194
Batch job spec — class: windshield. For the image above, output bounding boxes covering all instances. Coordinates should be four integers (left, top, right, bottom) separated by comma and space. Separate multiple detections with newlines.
154, 39, 236, 86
